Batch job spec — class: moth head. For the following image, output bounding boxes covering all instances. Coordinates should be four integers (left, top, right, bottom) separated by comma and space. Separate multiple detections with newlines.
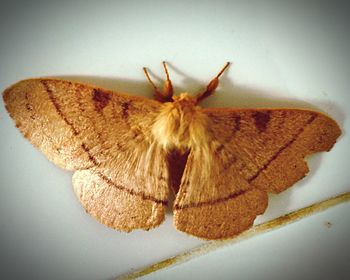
144, 62, 230, 105
172, 92, 191, 101
171, 92, 197, 106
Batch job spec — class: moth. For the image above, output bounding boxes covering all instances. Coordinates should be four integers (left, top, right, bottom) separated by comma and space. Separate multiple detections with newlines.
3, 62, 341, 240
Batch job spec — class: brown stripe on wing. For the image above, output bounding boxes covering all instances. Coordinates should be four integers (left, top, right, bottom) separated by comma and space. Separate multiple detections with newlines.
41, 80, 166, 205
96, 171, 168, 205
207, 112, 241, 135
121, 101, 131, 119
24, 92, 36, 120
69, 130, 166, 204
42, 80, 101, 169
173, 188, 251, 210
234, 115, 241, 132
42, 80, 79, 136
252, 110, 271, 133
248, 113, 317, 183
21, 90, 63, 154
175, 113, 318, 211
77, 85, 106, 145
92, 88, 111, 112
81, 143, 99, 166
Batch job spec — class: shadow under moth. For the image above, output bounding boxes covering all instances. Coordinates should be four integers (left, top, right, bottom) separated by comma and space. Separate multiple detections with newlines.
3, 62, 341, 240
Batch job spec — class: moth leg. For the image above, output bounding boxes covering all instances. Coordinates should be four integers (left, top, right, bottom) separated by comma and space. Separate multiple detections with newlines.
195, 62, 230, 103
143, 63, 173, 103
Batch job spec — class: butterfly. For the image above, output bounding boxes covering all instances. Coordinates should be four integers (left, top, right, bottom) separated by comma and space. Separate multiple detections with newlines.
3, 62, 341, 240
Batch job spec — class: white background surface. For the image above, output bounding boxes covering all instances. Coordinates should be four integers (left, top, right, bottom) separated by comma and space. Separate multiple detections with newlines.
0, 1, 349, 279
142, 202, 350, 280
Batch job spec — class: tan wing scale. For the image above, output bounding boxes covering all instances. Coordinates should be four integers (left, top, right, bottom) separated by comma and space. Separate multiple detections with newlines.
3, 79, 168, 231
73, 170, 165, 231
3, 74, 342, 239
173, 108, 341, 239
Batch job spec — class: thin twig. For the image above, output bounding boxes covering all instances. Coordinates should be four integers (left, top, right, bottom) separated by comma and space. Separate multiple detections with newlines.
117, 192, 350, 279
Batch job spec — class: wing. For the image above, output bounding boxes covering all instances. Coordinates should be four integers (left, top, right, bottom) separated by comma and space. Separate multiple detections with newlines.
3, 79, 168, 231
174, 108, 341, 239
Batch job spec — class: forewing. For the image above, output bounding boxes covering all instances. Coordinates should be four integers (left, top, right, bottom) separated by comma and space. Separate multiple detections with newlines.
204, 108, 341, 193
3, 79, 168, 230
174, 108, 341, 239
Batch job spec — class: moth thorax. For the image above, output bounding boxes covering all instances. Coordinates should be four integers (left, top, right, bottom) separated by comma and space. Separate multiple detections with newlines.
152, 94, 210, 152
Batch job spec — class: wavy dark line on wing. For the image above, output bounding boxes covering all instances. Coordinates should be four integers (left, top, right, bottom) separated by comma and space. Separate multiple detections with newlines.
96, 171, 167, 205
173, 188, 250, 210
248, 113, 317, 183
42, 80, 79, 136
